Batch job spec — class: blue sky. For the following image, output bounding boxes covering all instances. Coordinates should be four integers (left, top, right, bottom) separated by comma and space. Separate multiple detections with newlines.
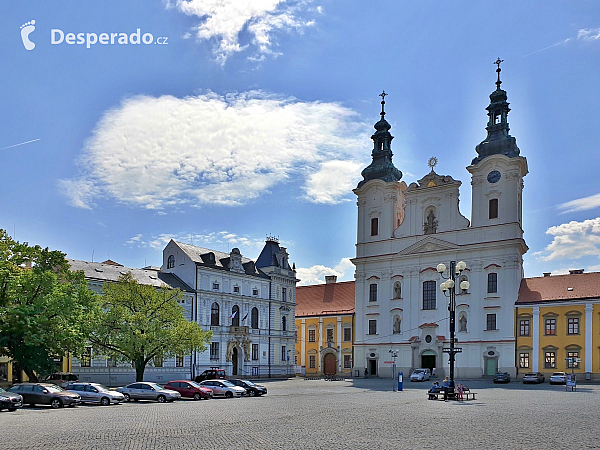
2, 1, 600, 285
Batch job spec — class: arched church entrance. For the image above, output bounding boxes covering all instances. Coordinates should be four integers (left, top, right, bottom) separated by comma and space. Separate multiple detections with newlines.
232, 347, 239, 375
323, 353, 336, 376
421, 350, 436, 373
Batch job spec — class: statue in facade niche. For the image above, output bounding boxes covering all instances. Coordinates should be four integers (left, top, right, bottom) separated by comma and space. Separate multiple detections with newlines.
393, 317, 401, 334
459, 314, 467, 332
424, 209, 438, 235
394, 282, 402, 299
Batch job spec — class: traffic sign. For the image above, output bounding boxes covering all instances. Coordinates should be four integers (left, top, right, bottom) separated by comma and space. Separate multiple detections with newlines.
383, 361, 394, 364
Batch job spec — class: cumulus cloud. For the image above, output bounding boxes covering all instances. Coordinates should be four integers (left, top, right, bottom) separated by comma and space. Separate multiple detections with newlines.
296, 257, 354, 286
539, 218, 600, 261
167, 0, 317, 64
304, 160, 363, 204
578, 28, 600, 41
558, 193, 600, 213
62, 91, 366, 209
126, 230, 265, 252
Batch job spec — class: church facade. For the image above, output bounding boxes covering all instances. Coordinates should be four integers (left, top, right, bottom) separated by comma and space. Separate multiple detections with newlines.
353, 65, 528, 379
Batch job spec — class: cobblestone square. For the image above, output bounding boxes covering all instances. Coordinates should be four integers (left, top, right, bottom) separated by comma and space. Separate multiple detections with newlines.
2, 377, 598, 449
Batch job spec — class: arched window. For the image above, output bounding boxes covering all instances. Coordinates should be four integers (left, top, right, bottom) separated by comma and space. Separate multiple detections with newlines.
282, 316, 287, 331
167, 255, 175, 269
210, 303, 219, 326
231, 305, 240, 326
393, 281, 402, 299
251, 307, 259, 329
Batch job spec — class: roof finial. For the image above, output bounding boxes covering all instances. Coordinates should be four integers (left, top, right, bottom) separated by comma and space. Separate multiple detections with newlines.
494, 57, 504, 90
379, 90, 387, 119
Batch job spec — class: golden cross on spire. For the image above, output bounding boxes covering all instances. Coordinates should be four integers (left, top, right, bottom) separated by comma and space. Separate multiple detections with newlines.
494, 57, 504, 90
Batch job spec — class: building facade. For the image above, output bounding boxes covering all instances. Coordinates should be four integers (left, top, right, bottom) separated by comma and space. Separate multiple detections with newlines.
295, 276, 355, 377
353, 68, 528, 378
516, 270, 600, 381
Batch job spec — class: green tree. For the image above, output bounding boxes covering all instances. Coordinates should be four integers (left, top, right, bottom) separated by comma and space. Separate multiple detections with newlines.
89, 273, 211, 381
0, 229, 99, 381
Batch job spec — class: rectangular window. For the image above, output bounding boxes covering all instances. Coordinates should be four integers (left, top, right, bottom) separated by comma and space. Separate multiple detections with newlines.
233, 285, 240, 293
252, 288, 258, 296
423, 281, 436, 310
519, 352, 530, 368
308, 329, 316, 342
545, 318, 556, 335
368, 319, 377, 335
343, 327, 352, 342
282, 287, 287, 301
153, 356, 163, 367
567, 351, 580, 368
252, 344, 259, 361
282, 346, 286, 361
520, 320, 530, 336
210, 342, 219, 360
369, 284, 378, 302
343, 355, 352, 369
176, 355, 184, 367
567, 317, 579, 335
309, 355, 316, 369
486, 314, 497, 331
544, 351, 556, 369
371, 217, 379, 236
487, 273, 498, 294
212, 282, 219, 290
80, 347, 92, 367
326, 328, 334, 343
489, 198, 499, 219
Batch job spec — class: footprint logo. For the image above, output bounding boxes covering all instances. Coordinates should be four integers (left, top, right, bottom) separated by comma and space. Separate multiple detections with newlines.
20, 20, 36, 50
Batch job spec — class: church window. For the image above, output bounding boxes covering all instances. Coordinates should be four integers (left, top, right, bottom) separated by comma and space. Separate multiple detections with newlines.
369, 284, 378, 302
251, 307, 259, 329
489, 198, 499, 219
486, 314, 497, 331
371, 218, 379, 236
487, 273, 498, 294
368, 320, 377, 335
210, 303, 220, 326
167, 255, 175, 269
423, 281, 436, 310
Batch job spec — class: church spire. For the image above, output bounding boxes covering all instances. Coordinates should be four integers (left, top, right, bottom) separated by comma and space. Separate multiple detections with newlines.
357, 91, 403, 188
471, 58, 521, 165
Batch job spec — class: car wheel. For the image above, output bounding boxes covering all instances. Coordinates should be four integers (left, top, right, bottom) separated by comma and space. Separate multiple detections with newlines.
100, 397, 110, 406
193, 393, 201, 401
123, 393, 131, 402
225, 391, 233, 399
248, 390, 255, 397
157, 395, 167, 403
51, 398, 63, 409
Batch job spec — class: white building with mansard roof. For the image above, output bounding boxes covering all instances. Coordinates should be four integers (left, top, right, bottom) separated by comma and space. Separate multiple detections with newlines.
352, 65, 528, 379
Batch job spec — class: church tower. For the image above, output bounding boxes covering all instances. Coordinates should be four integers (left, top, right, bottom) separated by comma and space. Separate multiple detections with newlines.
467, 58, 528, 228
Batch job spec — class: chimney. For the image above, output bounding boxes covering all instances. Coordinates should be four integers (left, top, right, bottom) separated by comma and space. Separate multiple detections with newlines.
325, 275, 337, 284
543, 272, 551, 277
569, 269, 584, 275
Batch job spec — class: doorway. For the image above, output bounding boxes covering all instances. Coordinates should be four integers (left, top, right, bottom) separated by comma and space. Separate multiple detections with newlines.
323, 353, 336, 375
232, 348, 238, 375
368, 359, 377, 376
421, 352, 436, 373
485, 357, 498, 376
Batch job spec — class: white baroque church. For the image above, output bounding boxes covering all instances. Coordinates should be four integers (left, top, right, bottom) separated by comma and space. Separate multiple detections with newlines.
352, 65, 528, 379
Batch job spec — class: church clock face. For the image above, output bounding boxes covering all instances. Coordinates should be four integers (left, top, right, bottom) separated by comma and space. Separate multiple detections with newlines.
487, 170, 501, 183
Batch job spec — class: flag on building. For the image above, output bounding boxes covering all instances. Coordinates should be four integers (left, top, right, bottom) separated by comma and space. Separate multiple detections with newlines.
229, 311, 237, 319
242, 313, 248, 322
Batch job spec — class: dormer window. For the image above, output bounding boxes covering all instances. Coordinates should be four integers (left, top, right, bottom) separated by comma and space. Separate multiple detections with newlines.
167, 255, 175, 269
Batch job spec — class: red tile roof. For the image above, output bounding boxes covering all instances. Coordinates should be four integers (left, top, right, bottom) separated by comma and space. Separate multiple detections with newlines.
517, 272, 600, 304
296, 281, 355, 317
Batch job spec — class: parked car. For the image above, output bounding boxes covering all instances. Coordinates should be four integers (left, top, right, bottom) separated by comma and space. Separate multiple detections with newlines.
116, 382, 181, 402
523, 372, 545, 384
65, 382, 125, 405
0, 386, 23, 412
198, 380, 245, 398
164, 380, 213, 400
227, 379, 267, 396
43, 372, 79, 388
410, 368, 431, 382
549, 372, 568, 385
493, 372, 511, 383
195, 369, 226, 383
8, 383, 81, 408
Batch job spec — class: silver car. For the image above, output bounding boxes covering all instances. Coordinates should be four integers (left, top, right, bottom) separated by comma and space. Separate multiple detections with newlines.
198, 380, 246, 398
116, 382, 181, 402
66, 382, 125, 406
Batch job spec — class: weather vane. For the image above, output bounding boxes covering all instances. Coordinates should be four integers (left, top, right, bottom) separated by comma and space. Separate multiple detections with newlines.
494, 57, 504, 90
379, 90, 387, 118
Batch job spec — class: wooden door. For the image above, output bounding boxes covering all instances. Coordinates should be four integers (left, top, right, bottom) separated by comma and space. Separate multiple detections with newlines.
323, 353, 336, 375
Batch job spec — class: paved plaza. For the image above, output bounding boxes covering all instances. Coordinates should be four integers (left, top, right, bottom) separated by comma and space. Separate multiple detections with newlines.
2, 377, 599, 449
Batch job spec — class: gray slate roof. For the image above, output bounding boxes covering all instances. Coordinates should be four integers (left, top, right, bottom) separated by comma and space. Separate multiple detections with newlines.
68, 259, 194, 292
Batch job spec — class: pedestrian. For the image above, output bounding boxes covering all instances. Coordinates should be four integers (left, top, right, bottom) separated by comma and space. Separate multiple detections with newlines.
364, 368, 368, 378
428, 381, 440, 400
457, 383, 464, 401
442, 376, 450, 401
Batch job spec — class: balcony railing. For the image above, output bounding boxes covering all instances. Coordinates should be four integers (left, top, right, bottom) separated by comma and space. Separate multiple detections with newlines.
229, 326, 249, 335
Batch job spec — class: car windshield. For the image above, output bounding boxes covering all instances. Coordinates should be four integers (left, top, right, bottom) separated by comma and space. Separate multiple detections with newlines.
552, 373, 564, 376
243, 380, 256, 386
46, 385, 64, 393
147, 383, 163, 390
0, 387, 6, 393
189, 381, 202, 388
91, 384, 110, 391
221, 380, 235, 387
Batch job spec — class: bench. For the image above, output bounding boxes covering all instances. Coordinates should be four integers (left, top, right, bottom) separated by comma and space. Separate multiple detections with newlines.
427, 391, 477, 401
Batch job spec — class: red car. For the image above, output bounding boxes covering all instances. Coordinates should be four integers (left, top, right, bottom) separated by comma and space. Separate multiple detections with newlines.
164, 380, 213, 400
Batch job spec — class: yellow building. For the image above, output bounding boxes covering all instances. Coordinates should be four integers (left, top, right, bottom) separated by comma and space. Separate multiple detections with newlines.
0, 356, 72, 386
516, 270, 600, 381
295, 276, 355, 377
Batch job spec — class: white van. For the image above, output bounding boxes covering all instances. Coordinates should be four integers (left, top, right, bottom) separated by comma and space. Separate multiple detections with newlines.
410, 368, 431, 381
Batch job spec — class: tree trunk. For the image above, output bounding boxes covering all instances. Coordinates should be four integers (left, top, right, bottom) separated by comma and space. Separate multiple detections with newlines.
135, 360, 146, 382
23, 367, 39, 383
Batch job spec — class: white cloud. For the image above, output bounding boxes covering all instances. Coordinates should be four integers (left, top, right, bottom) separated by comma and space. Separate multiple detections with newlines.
168, 0, 317, 64
578, 28, 600, 41
539, 218, 600, 261
296, 257, 354, 286
62, 91, 366, 209
587, 264, 600, 272
558, 193, 600, 213
126, 231, 265, 253
304, 160, 363, 204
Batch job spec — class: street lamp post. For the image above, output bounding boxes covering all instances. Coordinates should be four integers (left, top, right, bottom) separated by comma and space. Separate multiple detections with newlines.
389, 349, 398, 391
437, 261, 470, 393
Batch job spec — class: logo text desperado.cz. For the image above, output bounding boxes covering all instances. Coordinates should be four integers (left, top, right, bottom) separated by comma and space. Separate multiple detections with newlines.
51, 29, 167, 48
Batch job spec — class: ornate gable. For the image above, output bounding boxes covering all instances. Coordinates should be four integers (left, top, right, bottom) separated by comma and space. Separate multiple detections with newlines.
398, 236, 459, 256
